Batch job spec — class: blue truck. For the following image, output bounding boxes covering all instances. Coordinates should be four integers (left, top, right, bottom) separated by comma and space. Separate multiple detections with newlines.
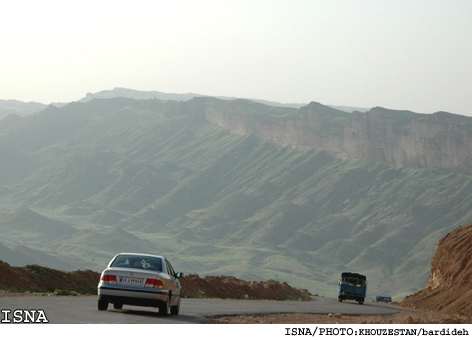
337, 272, 367, 304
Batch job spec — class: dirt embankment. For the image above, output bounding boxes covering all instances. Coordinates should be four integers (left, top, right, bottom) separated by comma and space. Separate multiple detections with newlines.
179, 274, 309, 300
0, 261, 100, 295
0, 260, 308, 301
400, 223, 472, 318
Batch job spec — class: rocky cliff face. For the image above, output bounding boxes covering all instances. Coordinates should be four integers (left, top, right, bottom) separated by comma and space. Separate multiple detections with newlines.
401, 223, 472, 317
203, 98, 472, 172
427, 223, 472, 291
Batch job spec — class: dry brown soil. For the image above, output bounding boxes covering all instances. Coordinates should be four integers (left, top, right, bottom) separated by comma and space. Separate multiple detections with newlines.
209, 306, 472, 324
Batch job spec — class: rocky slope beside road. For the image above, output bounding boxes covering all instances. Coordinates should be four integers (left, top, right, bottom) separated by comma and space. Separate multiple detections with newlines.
400, 222, 472, 318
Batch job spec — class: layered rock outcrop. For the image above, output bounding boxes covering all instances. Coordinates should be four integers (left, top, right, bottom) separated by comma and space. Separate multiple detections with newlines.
202, 98, 472, 172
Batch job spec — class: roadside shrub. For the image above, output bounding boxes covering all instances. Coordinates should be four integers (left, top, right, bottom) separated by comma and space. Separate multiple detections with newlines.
51, 289, 80, 296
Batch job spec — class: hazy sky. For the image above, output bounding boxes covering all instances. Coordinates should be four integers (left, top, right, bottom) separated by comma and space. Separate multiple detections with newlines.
1, 0, 471, 115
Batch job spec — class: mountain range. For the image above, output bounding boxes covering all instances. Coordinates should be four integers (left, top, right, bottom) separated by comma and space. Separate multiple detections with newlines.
0, 88, 471, 299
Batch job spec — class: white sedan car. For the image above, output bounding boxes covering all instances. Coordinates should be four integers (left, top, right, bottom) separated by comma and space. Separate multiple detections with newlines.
97, 253, 183, 316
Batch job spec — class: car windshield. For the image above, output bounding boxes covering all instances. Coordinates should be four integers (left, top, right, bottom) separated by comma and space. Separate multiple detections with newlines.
110, 254, 162, 272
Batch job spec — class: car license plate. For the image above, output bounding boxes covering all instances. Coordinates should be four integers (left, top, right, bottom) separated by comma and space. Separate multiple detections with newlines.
120, 277, 143, 285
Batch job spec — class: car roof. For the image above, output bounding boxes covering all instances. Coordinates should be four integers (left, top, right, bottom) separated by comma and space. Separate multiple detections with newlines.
114, 253, 165, 259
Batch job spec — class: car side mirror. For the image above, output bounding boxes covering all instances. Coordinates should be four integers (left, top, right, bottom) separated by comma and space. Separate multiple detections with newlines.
176, 272, 184, 278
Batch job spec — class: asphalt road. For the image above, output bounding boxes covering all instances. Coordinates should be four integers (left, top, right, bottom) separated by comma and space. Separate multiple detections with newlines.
0, 295, 400, 324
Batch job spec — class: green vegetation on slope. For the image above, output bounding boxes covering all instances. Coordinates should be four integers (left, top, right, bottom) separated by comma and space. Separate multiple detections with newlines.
0, 97, 471, 299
